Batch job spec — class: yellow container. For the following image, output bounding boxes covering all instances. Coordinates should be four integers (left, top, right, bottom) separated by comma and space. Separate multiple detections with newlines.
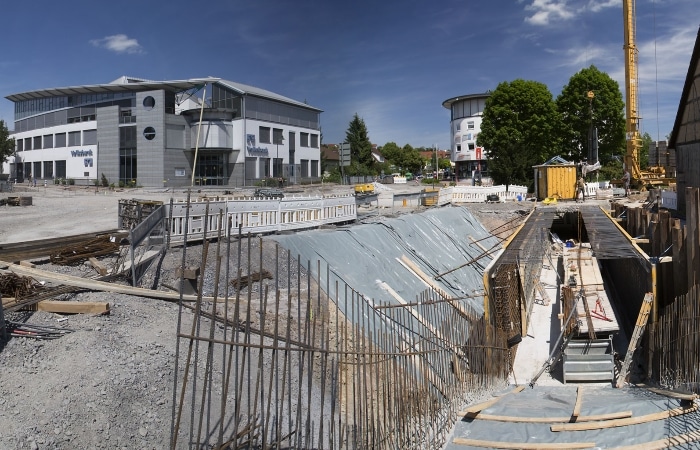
533, 164, 577, 200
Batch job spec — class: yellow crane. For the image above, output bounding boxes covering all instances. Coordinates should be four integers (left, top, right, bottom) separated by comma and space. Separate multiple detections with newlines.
621, 0, 672, 189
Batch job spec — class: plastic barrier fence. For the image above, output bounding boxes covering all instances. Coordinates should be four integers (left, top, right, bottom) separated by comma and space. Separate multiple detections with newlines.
167, 194, 356, 242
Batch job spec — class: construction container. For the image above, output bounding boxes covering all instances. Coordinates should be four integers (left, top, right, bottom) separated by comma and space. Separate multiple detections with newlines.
533, 163, 577, 201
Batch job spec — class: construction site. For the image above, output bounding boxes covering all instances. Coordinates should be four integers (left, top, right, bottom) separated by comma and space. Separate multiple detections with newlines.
3, 2, 700, 449
0, 172, 699, 449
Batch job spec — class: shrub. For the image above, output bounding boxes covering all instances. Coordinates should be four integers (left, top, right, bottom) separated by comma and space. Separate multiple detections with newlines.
67, 178, 75, 185
100, 173, 109, 187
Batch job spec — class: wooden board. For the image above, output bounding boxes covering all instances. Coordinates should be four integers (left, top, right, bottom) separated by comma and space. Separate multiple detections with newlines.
466, 410, 632, 423
452, 437, 596, 449
611, 429, 700, 450
0, 260, 214, 303
550, 405, 698, 432
36, 300, 110, 315
457, 385, 525, 417
572, 386, 583, 419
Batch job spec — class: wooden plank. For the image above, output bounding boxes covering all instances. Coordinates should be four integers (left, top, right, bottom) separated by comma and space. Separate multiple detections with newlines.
686, 188, 699, 290
457, 385, 525, 417
36, 300, 110, 315
19, 260, 36, 268
88, 257, 108, 276
550, 405, 697, 432
399, 255, 477, 320
616, 293, 653, 388
452, 437, 596, 449
572, 386, 583, 419
672, 219, 687, 298
467, 410, 632, 423
611, 429, 700, 450
635, 384, 699, 401
0, 260, 214, 303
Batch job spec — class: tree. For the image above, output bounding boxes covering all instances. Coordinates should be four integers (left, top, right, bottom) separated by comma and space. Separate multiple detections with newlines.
0, 120, 15, 174
477, 79, 562, 189
640, 131, 652, 169
345, 113, 374, 172
556, 65, 625, 165
377, 142, 423, 174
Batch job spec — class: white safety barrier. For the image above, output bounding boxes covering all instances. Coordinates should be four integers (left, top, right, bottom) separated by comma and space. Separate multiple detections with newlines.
393, 176, 407, 184
448, 185, 528, 203
168, 194, 356, 242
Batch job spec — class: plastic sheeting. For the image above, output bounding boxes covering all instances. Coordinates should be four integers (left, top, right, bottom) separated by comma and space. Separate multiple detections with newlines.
446, 385, 700, 449
272, 206, 499, 318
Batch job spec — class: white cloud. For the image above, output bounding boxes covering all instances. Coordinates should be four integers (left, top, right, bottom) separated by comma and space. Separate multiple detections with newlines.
523, 0, 619, 26
524, 0, 575, 26
90, 34, 144, 54
586, 0, 619, 13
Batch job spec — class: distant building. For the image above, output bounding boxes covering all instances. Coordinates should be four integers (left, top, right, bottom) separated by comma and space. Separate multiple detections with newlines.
321, 144, 340, 173
3, 76, 322, 187
442, 93, 490, 183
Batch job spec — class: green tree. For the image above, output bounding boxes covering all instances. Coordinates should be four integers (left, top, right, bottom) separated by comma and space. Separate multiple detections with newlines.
345, 113, 374, 172
556, 65, 625, 164
378, 142, 423, 174
0, 120, 15, 174
477, 79, 562, 189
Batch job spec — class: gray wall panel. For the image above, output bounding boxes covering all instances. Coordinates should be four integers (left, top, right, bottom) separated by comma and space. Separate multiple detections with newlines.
96, 106, 119, 186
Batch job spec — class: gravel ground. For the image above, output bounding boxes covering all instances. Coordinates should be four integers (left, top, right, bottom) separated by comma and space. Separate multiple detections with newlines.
0, 183, 532, 449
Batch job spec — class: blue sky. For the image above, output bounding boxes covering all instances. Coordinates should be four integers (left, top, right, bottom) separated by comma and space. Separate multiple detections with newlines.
0, 0, 697, 150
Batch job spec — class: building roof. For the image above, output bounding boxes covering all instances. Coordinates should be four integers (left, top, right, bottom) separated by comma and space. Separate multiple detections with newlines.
5, 76, 322, 112
669, 26, 700, 148
5, 77, 217, 102
441, 92, 491, 110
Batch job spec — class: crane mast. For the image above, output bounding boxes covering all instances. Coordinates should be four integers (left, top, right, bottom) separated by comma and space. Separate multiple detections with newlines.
623, 0, 642, 180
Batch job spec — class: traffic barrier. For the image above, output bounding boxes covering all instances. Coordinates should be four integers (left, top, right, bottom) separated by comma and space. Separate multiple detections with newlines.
167, 194, 356, 242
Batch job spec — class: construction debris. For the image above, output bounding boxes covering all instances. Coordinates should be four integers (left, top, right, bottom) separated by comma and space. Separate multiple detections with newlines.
0, 272, 40, 300
229, 269, 273, 290
49, 235, 120, 266
4, 321, 73, 339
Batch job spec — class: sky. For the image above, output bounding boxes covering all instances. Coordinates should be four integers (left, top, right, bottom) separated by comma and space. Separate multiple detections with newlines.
0, 0, 697, 150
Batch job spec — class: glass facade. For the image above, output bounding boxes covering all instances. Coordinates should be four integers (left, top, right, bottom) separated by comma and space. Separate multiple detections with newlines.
119, 126, 137, 184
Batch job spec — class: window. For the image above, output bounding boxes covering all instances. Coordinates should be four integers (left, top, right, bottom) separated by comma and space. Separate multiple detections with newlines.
259, 126, 271, 144
17, 140, 23, 152
55, 133, 66, 148
25, 138, 32, 151
83, 129, 97, 145
68, 131, 81, 146
467, 121, 475, 130
143, 96, 156, 110
456, 145, 461, 152
310, 160, 319, 177
310, 134, 319, 148
300, 132, 309, 147
175, 168, 186, 177
300, 159, 309, 177
456, 122, 461, 132
143, 127, 156, 140
468, 143, 475, 151
33, 136, 42, 149
273, 128, 283, 144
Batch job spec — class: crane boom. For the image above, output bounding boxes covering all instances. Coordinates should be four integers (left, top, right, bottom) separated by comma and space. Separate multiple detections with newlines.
621, 0, 671, 188
623, 0, 642, 180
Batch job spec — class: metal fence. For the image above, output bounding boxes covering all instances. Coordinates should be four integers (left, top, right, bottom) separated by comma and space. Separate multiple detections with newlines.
648, 283, 700, 393
169, 203, 510, 449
